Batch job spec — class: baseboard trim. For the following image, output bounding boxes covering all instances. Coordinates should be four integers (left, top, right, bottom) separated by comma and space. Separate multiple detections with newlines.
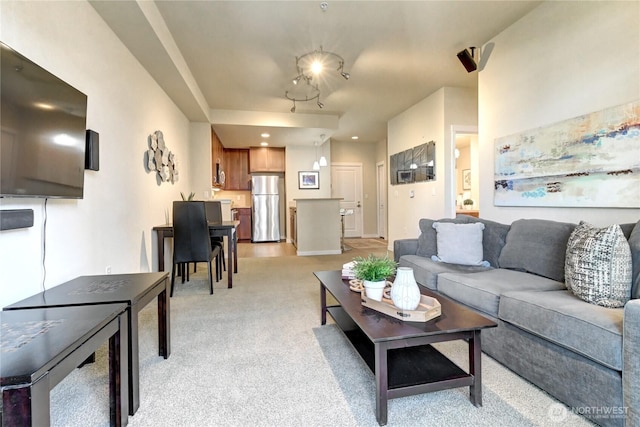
296, 249, 342, 256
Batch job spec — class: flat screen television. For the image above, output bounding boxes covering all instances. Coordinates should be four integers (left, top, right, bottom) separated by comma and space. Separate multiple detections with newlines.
1, 42, 87, 198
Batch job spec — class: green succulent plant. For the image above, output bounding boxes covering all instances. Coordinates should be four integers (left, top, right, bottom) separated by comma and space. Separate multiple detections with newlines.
352, 254, 397, 282
180, 191, 196, 201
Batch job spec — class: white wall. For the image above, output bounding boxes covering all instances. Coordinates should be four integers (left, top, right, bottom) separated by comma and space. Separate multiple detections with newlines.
0, 1, 194, 306
387, 87, 478, 245
478, 1, 640, 226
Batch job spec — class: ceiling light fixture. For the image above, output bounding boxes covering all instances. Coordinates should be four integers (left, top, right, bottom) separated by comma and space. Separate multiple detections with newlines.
313, 141, 321, 170
285, 46, 350, 112
318, 133, 328, 167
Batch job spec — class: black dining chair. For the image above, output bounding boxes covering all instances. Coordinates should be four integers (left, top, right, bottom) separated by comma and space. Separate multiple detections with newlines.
171, 201, 220, 296
205, 201, 226, 278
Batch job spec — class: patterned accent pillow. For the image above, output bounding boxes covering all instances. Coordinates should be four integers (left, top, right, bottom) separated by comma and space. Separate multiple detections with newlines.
565, 221, 632, 308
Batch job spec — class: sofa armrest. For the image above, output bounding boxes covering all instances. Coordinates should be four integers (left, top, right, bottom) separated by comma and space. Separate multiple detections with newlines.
623, 299, 640, 423
393, 239, 418, 262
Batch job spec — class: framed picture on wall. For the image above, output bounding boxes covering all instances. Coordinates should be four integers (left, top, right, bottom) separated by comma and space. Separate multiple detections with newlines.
462, 169, 471, 190
298, 171, 319, 189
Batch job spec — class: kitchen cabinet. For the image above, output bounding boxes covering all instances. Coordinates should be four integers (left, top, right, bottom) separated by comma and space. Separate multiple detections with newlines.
223, 149, 250, 190
236, 207, 252, 241
211, 128, 225, 186
249, 147, 285, 172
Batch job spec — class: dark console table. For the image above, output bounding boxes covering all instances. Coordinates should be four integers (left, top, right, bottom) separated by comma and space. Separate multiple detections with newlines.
1, 304, 129, 426
4, 272, 170, 415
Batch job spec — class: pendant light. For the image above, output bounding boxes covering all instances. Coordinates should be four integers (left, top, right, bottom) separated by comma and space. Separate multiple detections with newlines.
313, 142, 320, 170
318, 134, 327, 167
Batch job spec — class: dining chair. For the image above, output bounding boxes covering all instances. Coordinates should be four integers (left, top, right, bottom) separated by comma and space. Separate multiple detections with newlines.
171, 201, 220, 296
205, 201, 226, 279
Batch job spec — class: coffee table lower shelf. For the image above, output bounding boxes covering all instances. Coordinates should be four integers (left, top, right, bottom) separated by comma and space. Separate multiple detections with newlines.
327, 305, 477, 424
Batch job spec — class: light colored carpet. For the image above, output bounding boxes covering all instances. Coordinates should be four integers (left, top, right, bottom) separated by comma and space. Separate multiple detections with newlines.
49, 252, 594, 426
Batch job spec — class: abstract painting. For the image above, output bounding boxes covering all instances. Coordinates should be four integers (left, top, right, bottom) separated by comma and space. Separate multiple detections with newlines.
494, 100, 640, 208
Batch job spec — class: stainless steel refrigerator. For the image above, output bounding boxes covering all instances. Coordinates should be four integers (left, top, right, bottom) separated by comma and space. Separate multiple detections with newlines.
251, 175, 280, 242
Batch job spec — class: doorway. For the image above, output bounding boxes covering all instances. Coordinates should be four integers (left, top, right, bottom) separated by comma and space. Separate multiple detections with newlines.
331, 163, 363, 238
450, 126, 479, 217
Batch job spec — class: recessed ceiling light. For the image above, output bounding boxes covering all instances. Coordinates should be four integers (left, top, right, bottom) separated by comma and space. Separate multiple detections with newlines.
260, 141, 268, 146
351, 136, 359, 140
261, 133, 270, 138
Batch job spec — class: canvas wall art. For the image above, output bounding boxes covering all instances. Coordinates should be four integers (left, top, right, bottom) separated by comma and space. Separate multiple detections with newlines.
494, 100, 640, 208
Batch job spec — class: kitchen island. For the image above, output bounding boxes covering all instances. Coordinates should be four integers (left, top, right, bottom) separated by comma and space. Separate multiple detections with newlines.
291, 198, 342, 256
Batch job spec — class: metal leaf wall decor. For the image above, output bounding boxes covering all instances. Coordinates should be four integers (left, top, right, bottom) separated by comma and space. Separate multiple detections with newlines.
145, 130, 178, 184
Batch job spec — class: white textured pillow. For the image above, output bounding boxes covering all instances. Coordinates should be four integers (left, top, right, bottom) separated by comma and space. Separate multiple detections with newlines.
565, 221, 632, 308
431, 222, 489, 267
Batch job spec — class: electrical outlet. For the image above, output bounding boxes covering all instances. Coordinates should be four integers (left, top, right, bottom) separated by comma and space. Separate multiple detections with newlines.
106, 266, 112, 274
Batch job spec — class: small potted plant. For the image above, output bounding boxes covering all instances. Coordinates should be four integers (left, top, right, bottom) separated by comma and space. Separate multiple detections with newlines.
463, 198, 474, 209
352, 254, 397, 301
180, 192, 196, 201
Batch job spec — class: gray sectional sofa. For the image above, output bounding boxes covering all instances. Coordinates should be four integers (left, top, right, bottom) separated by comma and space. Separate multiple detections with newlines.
394, 215, 640, 427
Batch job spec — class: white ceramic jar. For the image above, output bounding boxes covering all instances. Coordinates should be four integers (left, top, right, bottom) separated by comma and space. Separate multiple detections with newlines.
390, 267, 421, 310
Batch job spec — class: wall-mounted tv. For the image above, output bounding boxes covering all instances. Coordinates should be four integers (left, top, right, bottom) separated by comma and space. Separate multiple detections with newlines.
1, 42, 87, 198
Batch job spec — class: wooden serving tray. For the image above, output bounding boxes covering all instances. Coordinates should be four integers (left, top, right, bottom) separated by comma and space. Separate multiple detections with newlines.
361, 292, 441, 322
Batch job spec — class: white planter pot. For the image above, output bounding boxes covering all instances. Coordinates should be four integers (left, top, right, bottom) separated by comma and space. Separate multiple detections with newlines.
363, 280, 386, 301
390, 267, 421, 310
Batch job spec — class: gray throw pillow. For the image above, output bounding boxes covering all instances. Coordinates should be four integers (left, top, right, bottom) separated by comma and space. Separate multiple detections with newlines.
498, 219, 576, 282
416, 217, 462, 258
431, 222, 490, 267
565, 221, 632, 308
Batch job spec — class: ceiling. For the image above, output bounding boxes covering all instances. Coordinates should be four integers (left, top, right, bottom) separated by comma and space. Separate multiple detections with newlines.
90, 1, 541, 149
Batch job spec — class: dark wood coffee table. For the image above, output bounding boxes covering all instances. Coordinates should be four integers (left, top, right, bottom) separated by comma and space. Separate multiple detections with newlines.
1, 303, 128, 426
3, 272, 170, 415
314, 270, 497, 426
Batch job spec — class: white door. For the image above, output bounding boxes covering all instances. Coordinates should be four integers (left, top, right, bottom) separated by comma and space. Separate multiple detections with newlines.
331, 163, 363, 238
376, 161, 387, 239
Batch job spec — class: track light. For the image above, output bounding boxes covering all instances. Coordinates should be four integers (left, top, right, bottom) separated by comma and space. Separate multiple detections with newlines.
341, 71, 350, 80
457, 47, 477, 73
317, 100, 324, 109
290, 100, 296, 113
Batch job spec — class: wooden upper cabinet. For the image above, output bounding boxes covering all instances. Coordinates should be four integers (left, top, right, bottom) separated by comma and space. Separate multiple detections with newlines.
249, 147, 285, 172
223, 149, 251, 190
211, 128, 225, 186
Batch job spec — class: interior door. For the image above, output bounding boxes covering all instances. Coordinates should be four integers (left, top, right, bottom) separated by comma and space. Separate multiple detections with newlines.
331, 163, 363, 238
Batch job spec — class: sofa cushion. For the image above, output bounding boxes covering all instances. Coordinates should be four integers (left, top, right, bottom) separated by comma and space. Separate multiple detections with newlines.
416, 217, 464, 258
431, 222, 489, 267
565, 222, 632, 308
398, 255, 490, 291
456, 215, 511, 267
498, 290, 623, 370
498, 219, 576, 282
629, 220, 640, 299
437, 269, 565, 317
417, 216, 510, 267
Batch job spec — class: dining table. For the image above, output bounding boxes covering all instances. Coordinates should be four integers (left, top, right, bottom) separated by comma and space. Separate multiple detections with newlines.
153, 220, 239, 288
